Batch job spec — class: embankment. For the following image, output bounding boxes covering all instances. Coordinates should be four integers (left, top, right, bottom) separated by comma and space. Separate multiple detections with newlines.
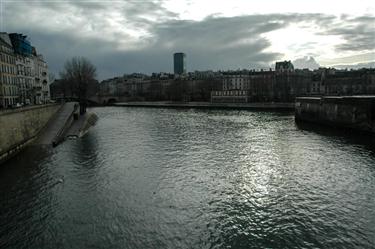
0, 104, 60, 163
295, 96, 375, 133
114, 101, 294, 110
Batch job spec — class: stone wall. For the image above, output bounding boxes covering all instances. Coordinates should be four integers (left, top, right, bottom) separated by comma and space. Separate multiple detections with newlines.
0, 104, 60, 163
295, 96, 375, 133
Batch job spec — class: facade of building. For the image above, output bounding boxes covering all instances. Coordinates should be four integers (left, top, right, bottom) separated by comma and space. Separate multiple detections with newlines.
0, 34, 18, 108
0, 32, 50, 108
275, 60, 294, 72
323, 69, 375, 95
97, 72, 222, 102
100, 77, 120, 96
173, 52, 186, 75
49, 79, 65, 100
212, 62, 312, 103
15, 54, 34, 104
99, 74, 152, 100
8, 33, 32, 56
212, 66, 375, 103
96, 60, 375, 104
211, 72, 250, 102
10, 33, 35, 105
32, 53, 50, 104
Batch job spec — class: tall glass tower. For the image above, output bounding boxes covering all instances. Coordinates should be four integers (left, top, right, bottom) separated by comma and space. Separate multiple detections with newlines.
173, 53, 186, 75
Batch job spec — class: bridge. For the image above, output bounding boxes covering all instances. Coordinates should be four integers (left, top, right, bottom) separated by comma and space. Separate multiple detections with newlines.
88, 95, 127, 105
53, 95, 128, 106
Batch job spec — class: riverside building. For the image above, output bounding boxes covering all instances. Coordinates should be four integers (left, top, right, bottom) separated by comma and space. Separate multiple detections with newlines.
173, 52, 186, 76
32, 50, 50, 104
211, 61, 311, 103
0, 34, 18, 108
0, 32, 50, 108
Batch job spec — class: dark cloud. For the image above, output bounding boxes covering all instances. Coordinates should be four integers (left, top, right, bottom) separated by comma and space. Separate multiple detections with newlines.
318, 15, 375, 51
330, 61, 375, 69
2, 0, 374, 80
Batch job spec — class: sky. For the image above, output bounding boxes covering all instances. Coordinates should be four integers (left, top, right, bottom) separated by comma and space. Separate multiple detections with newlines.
1, 0, 374, 80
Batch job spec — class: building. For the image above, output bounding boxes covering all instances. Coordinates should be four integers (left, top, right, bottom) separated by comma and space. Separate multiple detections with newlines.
15, 53, 34, 104
173, 52, 186, 75
187, 70, 222, 80
49, 79, 65, 100
222, 71, 249, 91
100, 77, 121, 96
210, 71, 250, 102
323, 69, 375, 96
8, 33, 32, 56
275, 60, 294, 72
50, 78, 99, 101
211, 63, 312, 103
0, 32, 50, 108
99, 73, 152, 100
0, 33, 18, 108
9, 33, 35, 104
32, 51, 50, 104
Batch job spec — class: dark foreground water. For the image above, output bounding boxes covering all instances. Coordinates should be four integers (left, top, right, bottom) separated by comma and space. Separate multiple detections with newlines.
1, 107, 375, 249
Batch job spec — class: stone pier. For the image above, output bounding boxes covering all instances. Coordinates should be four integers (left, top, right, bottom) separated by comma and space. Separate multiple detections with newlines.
295, 96, 375, 133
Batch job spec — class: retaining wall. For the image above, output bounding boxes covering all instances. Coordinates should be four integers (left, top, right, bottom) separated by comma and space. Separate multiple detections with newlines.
114, 101, 294, 110
295, 96, 375, 133
0, 104, 60, 163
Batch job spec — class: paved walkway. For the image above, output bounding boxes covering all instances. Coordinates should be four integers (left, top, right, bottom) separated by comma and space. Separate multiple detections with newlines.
65, 113, 87, 138
34, 102, 77, 145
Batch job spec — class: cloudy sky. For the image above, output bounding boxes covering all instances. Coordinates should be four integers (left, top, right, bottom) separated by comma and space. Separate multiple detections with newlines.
1, 0, 374, 80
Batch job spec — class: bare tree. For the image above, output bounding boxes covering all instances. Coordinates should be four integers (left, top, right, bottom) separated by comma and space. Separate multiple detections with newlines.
48, 72, 55, 84
60, 57, 97, 113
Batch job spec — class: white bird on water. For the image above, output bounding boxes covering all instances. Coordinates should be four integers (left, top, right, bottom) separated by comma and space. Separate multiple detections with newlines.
57, 177, 64, 184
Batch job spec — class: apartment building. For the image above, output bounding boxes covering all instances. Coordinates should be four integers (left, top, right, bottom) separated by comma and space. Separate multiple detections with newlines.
0, 34, 18, 108
0, 32, 50, 108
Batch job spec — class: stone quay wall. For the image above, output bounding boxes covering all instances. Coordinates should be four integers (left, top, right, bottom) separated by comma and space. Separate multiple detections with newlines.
114, 101, 294, 110
0, 104, 60, 163
295, 96, 375, 133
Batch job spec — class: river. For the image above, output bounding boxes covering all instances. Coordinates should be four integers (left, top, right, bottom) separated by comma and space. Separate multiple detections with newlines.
1, 107, 375, 249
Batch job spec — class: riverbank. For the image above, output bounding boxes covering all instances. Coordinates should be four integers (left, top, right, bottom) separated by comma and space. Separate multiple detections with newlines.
114, 101, 294, 110
0, 102, 90, 164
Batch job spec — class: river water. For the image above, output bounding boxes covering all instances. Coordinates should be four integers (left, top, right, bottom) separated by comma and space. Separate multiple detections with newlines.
1, 107, 375, 249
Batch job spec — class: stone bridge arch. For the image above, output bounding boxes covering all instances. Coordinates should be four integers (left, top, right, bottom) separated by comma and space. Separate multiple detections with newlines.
88, 95, 121, 105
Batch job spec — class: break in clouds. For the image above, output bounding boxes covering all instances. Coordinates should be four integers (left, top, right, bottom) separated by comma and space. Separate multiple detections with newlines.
2, 0, 375, 80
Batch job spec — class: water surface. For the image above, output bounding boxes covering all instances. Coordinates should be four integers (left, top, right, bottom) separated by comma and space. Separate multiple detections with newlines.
1, 107, 375, 249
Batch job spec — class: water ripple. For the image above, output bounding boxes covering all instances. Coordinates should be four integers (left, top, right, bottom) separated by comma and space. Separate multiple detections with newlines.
1, 107, 375, 249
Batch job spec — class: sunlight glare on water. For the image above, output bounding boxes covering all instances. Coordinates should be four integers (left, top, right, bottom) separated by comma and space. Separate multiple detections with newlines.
1, 107, 375, 249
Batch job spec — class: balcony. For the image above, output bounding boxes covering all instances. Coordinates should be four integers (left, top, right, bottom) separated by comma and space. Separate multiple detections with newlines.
33, 85, 42, 90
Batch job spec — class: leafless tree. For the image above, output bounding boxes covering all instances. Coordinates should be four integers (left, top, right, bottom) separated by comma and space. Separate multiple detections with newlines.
60, 57, 97, 101
48, 72, 55, 84
60, 57, 97, 113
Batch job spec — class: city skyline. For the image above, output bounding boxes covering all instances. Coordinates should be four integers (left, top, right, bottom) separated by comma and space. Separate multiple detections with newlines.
1, 0, 374, 80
